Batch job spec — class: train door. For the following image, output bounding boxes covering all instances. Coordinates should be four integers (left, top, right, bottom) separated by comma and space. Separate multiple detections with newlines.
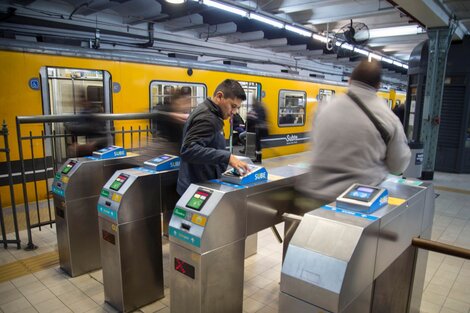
40, 67, 111, 163
231, 81, 261, 152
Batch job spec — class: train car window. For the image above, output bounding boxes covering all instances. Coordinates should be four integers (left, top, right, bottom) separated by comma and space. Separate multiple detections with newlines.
318, 89, 335, 102
42, 67, 110, 164
278, 90, 306, 127
237, 81, 261, 123
150, 81, 206, 113
46, 67, 105, 115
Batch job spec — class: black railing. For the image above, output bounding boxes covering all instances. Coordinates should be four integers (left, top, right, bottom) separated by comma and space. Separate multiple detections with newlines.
15, 113, 162, 249
0, 121, 21, 249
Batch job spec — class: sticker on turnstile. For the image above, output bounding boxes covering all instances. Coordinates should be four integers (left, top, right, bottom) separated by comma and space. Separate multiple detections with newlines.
174, 257, 195, 279
322, 205, 379, 221
169, 226, 200, 247
97, 204, 117, 220
52, 185, 64, 197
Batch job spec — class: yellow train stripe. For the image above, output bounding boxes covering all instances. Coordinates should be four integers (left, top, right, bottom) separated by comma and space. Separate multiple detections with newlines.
0, 251, 59, 283
435, 185, 470, 195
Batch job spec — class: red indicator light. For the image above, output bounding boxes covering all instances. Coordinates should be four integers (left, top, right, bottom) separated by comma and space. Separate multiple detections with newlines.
174, 257, 195, 279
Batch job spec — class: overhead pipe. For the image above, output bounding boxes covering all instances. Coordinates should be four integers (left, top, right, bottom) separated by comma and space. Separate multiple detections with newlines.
139, 22, 154, 48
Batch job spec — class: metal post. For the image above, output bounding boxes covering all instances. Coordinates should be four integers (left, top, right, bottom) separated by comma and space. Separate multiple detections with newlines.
2, 121, 21, 249
15, 117, 37, 250
420, 26, 456, 180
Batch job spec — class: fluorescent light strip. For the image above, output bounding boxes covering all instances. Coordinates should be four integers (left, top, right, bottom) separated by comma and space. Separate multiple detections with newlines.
392, 60, 403, 67
285, 25, 312, 37
402, 64, 409, 69
354, 47, 369, 56
203, 0, 248, 17
250, 13, 284, 28
313, 34, 328, 43
369, 53, 382, 61
369, 25, 424, 39
382, 57, 394, 64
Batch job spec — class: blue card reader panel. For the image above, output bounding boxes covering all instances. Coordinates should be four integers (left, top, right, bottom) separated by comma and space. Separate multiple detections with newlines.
92, 146, 126, 159
143, 155, 180, 171
221, 165, 268, 185
336, 183, 388, 214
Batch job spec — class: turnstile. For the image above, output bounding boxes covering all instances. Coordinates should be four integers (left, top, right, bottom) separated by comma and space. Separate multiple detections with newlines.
280, 178, 434, 313
97, 155, 180, 313
169, 165, 308, 313
52, 146, 138, 277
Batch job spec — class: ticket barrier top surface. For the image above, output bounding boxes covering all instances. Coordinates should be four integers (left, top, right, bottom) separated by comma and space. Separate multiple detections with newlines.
52, 147, 138, 199
97, 155, 180, 224
169, 165, 308, 253
280, 178, 434, 313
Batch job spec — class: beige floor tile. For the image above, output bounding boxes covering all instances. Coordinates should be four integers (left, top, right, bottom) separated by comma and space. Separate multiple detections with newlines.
420, 300, 442, 313
34, 298, 68, 313
1, 298, 33, 313
67, 298, 100, 313
0, 289, 24, 306
140, 300, 166, 313
442, 297, 470, 313
243, 298, 265, 313
23, 289, 55, 305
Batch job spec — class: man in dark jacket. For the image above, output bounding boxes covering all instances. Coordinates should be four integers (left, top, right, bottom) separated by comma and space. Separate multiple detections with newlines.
177, 79, 251, 195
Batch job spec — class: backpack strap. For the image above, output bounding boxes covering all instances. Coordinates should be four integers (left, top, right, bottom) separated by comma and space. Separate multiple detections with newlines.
347, 91, 391, 145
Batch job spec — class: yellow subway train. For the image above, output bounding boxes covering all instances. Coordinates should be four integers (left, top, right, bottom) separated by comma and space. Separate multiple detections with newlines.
0, 47, 405, 206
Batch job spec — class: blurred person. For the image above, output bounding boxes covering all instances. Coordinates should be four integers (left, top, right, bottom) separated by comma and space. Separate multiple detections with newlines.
153, 88, 191, 156
232, 112, 245, 146
392, 101, 405, 125
296, 59, 411, 210
177, 79, 250, 196
65, 90, 108, 157
239, 101, 268, 163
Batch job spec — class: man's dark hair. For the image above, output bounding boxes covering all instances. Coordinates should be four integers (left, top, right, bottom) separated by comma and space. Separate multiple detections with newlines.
214, 79, 246, 101
350, 60, 382, 89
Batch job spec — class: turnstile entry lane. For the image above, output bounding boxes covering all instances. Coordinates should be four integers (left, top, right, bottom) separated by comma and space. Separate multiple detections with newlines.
169, 164, 309, 313
279, 178, 435, 313
52, 146, 139, 277
97, 154, 180, 313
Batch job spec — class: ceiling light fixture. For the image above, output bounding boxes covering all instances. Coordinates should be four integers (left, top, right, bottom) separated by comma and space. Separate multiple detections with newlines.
203, 0, 247, 17
249, 13, 284, 28
166, 0, 185, 3
285, 25, 312, 37
369, 25, 424, 39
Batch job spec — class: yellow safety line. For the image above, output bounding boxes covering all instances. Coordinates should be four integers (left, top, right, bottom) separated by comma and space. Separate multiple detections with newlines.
0, 251, 59, 283
435, 185, 470, 195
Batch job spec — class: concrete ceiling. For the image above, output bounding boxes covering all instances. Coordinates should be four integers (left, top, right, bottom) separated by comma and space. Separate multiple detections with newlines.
0, 0, 468, 85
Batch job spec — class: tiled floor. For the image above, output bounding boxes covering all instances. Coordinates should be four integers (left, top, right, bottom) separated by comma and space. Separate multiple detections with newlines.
0, 152, 469, 313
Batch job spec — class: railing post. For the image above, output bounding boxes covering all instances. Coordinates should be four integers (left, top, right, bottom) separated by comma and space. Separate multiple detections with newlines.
15, 117, 37, 250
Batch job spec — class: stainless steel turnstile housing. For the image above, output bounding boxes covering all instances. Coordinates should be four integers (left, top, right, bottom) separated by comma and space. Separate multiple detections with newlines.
98, 166, 179, 313
169, 165, 308, 313
52, 154, 138, 277
280, 179, 435, 313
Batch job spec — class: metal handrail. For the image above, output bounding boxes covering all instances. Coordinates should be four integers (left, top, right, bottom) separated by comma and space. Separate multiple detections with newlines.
412, 237, 470, 260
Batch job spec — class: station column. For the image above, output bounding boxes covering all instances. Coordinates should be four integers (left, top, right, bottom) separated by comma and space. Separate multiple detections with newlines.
420, 26, 455, 179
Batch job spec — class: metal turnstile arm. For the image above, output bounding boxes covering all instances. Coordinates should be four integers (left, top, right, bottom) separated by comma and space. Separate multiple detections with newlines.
412, 237, 470, 260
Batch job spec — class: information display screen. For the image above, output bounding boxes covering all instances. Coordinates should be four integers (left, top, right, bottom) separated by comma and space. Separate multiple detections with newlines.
61, 160, 77, 175
110, 174, 129, 191
345, 186, 377, 202
186, 189, 212, 211
152, 155, 171, 164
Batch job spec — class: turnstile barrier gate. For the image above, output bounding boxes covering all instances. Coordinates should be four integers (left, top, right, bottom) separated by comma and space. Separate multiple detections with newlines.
52, 146, 139, 277
98, 155, 180, 313
280, 178, 435, 313
169, 165, 308, 313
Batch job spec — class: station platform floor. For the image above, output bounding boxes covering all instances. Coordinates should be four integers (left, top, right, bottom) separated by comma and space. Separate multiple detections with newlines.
0, 152, 469, 313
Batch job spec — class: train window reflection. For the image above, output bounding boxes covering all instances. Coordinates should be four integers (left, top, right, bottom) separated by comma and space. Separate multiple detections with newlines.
278, 90, 306, 127
318, 89, 335, 102
150, 81, 206, 113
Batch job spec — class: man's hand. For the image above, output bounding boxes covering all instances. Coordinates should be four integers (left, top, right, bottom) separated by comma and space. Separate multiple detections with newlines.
229, 155, 251, 175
